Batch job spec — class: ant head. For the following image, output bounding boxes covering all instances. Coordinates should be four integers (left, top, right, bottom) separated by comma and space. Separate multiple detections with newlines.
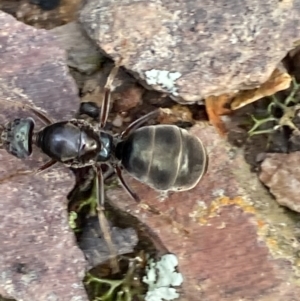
0, 117, 35, 158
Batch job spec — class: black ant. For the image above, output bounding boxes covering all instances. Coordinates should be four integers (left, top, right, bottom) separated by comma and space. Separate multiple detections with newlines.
0, 60, 208, 271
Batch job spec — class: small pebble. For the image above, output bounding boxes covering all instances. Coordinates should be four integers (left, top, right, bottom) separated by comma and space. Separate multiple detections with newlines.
112, 114, 123, 127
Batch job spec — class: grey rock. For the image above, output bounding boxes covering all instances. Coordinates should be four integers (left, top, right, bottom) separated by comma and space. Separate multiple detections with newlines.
79, 0, 300, 102
78, 217, 138, 269
260, 152, 300, 212
51, 22, 104, 74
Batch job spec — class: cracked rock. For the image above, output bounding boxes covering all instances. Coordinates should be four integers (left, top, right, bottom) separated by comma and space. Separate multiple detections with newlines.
80, 0, 300, 102
0, 11, 88, 301
260, 152, 300, 212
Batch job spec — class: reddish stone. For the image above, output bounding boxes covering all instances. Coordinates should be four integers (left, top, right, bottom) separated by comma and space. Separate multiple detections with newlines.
260, 152, 300, 213
107, 125, 300, 301
0, 12, 88, 301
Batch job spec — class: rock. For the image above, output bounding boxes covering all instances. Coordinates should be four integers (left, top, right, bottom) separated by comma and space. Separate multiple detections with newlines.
107, 124, 300, 301
50, 22, 104, 74
260, 152, 300, 212
0, 12, 88, 301
112, 83, 143, 112
79, 0, 300, 103
288, 45, 300, 82
78, 217, 138, 269
111, 114, 123, 127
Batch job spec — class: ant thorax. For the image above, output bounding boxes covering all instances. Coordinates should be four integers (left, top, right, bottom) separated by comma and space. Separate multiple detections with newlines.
35, 119, 103, 168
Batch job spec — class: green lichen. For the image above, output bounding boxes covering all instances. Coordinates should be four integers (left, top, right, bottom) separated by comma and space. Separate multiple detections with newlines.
85, 256, 145, 301
85, 254, 184, 301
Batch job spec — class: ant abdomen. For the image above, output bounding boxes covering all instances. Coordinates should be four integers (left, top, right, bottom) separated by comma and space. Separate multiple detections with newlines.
116, 125, 208, 191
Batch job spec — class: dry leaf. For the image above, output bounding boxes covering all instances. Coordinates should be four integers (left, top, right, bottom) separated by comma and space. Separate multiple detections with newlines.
205, 94, 233, 136
231, 68, 292, 110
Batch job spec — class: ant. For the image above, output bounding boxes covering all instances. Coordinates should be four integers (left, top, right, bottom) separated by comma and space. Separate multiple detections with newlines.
0, 60, 208, 272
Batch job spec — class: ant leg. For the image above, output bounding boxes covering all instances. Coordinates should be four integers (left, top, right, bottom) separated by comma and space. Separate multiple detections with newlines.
36, 159, 57, 173
1, 102, 53, 126
120, 107, 188, 138
115, 165, 140, 202
120, 109, 159, 139
95, 165, 106, 207
100, 59, 123, 128
8, 88, 54, 125
22, 104, 53, 125
95, 165, 119, 273
103, 164, 115, 181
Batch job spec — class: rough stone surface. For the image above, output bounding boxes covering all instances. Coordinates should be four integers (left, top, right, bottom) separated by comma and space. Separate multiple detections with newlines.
50, 22, 104, 74
0, 12, 88, 301
107, 124, 300, 301
260, 152, 300, 213
78, 216, 138, 269
80, 0, 300, 103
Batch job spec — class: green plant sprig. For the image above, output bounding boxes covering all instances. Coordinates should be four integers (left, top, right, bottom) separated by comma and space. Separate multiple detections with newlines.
248, 77, 300, 136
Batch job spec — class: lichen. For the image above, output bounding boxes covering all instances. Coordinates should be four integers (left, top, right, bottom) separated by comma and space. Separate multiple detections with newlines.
143, 254, 183, 301
144, 69, 181, 96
